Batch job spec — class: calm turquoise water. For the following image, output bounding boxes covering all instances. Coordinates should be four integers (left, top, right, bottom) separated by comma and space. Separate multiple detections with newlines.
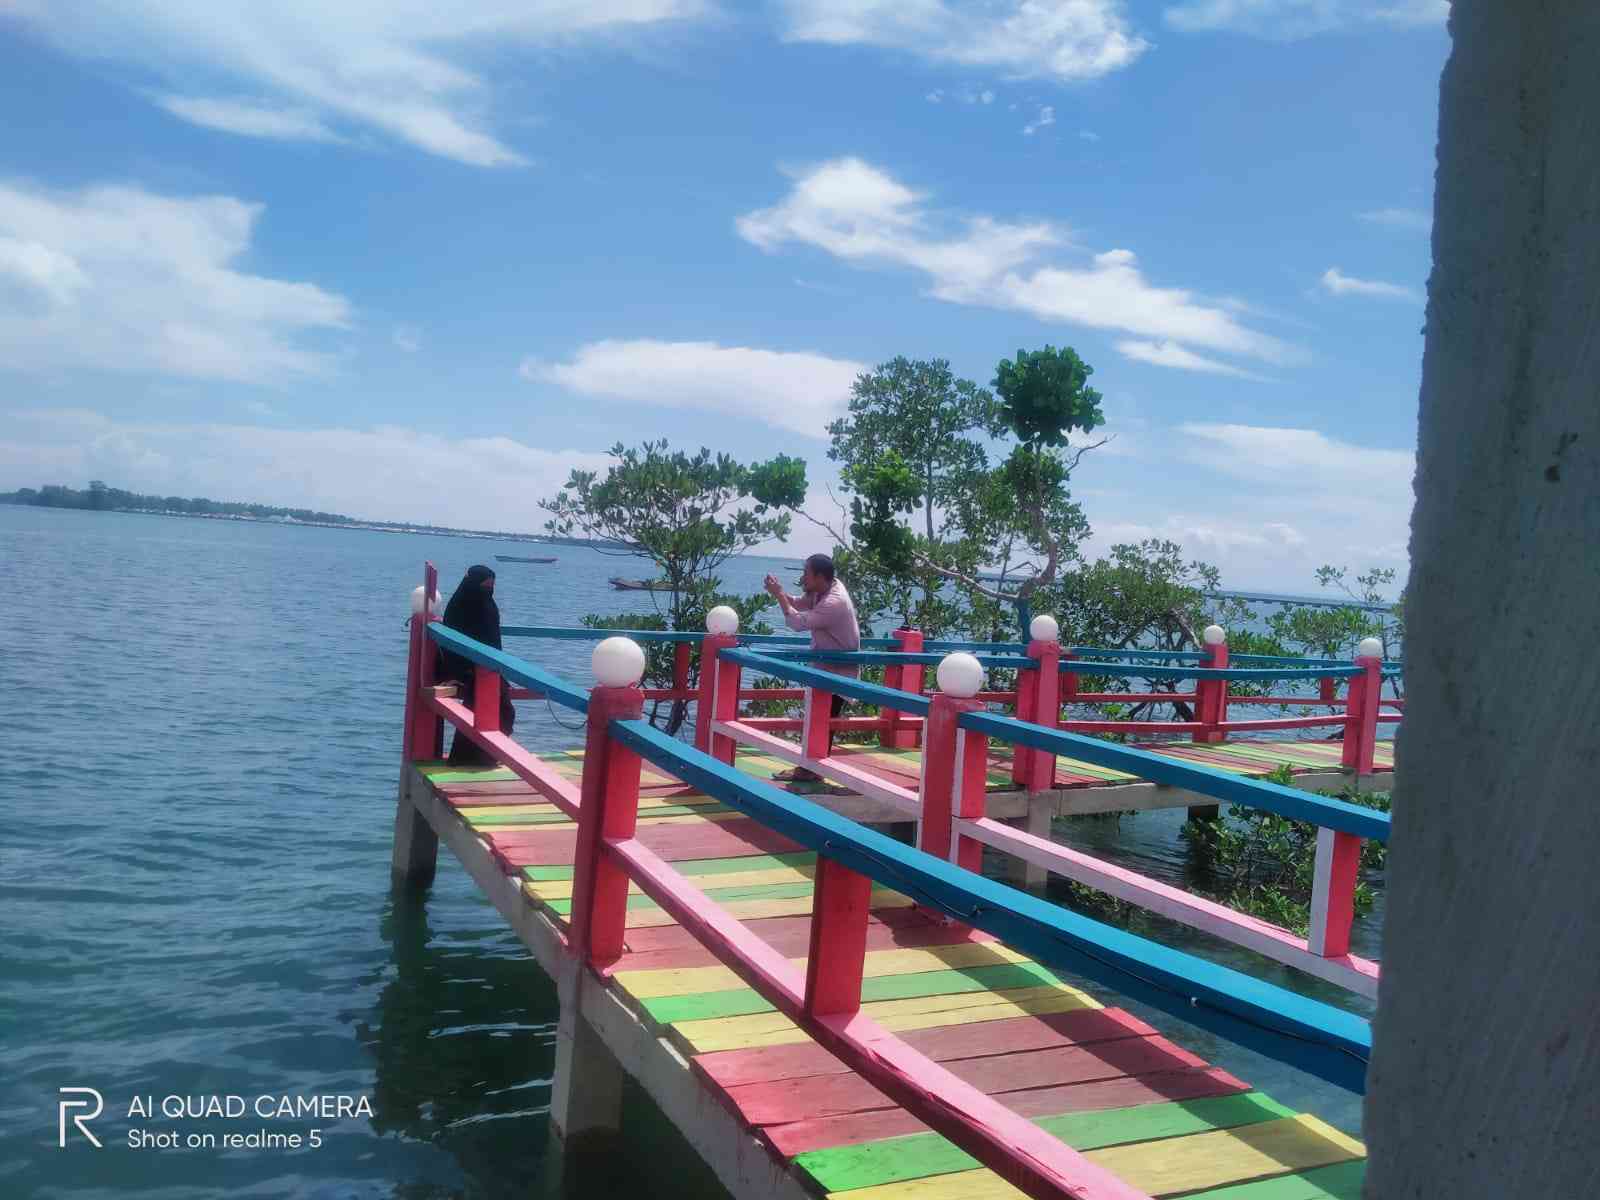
2, 505, 1372, 1199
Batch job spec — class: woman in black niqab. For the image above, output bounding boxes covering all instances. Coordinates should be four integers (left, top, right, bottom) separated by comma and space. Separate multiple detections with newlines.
436, 565, 516, 765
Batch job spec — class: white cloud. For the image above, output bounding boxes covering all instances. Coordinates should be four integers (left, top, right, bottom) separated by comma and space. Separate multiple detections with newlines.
521, 339, 866, 437
156, 96, 341, 142
392, 325, 421, 353
0, 181, 349, 382
1358, 207, 1432, 234
0, 408, 612, 531
1079, 129, 1101, 142
1023, 104, 1057, 135
1319, 266, 1418, 301
738, 159, 1298, 375
980, 89, 995, 104
779, 0, 1149, 82
1115, 339, 1272, 380
1163, 0, 1447, 38
926, 89, 945, 103
5, 1, 706, 166
1071, 422, 1414, 587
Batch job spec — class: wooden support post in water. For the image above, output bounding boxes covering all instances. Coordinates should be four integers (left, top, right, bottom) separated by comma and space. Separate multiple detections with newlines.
553, 647, 647, 1151
393, 562, 441, 887
1309, 827, 1363, 958
879, 628, 925, 749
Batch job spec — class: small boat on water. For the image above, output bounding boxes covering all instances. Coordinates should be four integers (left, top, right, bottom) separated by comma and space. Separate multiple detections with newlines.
609, 576, 668, 591
496, 554, 557, 564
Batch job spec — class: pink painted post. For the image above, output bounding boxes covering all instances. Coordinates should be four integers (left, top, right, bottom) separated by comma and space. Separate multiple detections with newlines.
407, 562, 443, 761
1340, 651, 1383, 774
695, 632, 736, 754
1309, 828, 1363, 957
1194, 636, 1230, 744
473, 664, 502, 734
569, 684, 646, 969
802, 678, 834, 765
951, 724, 991, 875
1023, 638, 1060, 793
672, 641, 691, 700
917, 693, 984, 862
1010, 665, 1039, 786
709, 644, 743, 767
803, 856, 873, 1016
879, 629, 925, 749
1320, 675, 1338, 707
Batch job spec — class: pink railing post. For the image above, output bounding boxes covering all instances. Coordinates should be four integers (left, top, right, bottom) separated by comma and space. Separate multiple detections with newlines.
1319, 674, 1337, 707
695, 621, 738, 754
803, 856, 873, 1016
879, 628, 925, 749
1010, 668, 1038, 788
473, 664, 502, 735
1309, 828, 1363, 958
405, 562, 443, 762
802, 676, 834, 765
1340, 638, 1384, 775
1022, 617, 1061, 793
570, 665, 646, 970
1194, 625, 1230, 744
917, 654, 989, 873
710, 642, 743, 767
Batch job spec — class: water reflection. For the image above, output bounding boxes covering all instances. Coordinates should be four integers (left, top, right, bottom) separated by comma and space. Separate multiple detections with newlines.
364, 888, 731, 1200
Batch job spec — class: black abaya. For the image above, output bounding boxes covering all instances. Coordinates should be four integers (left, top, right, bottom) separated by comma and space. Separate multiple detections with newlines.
436, 565, 516, 765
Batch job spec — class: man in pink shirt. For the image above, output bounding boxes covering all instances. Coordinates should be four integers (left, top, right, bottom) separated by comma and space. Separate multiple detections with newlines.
763, 553, 861, 782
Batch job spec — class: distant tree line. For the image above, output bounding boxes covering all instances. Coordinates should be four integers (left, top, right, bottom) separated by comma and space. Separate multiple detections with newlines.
0, 480, 615, 544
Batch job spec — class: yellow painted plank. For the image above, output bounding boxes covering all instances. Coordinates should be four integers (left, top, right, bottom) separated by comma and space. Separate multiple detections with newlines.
615, 941, 1029, 999
821, 1116, 1364, 1200
477, 809, 748, 834
535, 863, 817, 904
620, 890, 915, 929
675, 983, 1101, 1052
1087, 1114, 1363, 1197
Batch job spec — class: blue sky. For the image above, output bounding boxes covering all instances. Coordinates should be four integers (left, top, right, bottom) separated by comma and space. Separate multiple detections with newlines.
0, 1, 1448, 588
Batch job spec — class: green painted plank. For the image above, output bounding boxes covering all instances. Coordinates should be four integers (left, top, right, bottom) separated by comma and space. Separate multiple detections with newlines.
423, 766, 518, 783
795, 1093, 1297, 1193
545, 878, 824, 917
520, 851, 815, 884
466, 802, 730, 827
1178, 1157, 1365, 1199
644, 959, 1063, 1024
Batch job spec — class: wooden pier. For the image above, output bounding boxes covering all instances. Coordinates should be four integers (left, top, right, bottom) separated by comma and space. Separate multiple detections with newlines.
394, 567, 1391, 1200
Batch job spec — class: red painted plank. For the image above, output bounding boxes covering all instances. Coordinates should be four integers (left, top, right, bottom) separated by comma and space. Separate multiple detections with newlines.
488, 818, 804, 869
723, 1034, 1208, 1126
615, 909, 987, 971
762, 1066, 1250, 1157
694, 1008, 1157, 1088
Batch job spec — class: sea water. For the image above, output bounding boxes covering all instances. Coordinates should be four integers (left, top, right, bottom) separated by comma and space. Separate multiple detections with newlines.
1, 504, 1374, 1199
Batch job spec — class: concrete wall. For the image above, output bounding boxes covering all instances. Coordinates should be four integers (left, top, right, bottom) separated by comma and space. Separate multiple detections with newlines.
1364, 2, 1600, 1195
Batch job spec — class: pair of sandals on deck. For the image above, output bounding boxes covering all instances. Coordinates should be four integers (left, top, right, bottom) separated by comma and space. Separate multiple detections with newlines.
771, 767, 850, 793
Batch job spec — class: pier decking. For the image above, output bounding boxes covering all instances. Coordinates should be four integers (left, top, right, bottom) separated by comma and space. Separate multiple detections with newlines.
411, 754, 1368, 1199
395, 568, 1393, 1200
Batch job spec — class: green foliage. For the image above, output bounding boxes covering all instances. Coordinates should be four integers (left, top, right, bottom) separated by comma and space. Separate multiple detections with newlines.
546, 441, 806, 732
1179, 776, 1391, 935
826, 346, 1106, 639
991, 345, 1106, 448
1266, 566, 1403, 659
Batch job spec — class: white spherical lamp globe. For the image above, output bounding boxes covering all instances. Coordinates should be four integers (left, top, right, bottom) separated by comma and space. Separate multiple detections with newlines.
592, 636, 646, 687
1029, 614, 1060, 643
1357, 637, 1384, 659
1202, 624, 1227, 646
705, 605, 740, 636
410, 586, 442, 617
936, 652, 985, 699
